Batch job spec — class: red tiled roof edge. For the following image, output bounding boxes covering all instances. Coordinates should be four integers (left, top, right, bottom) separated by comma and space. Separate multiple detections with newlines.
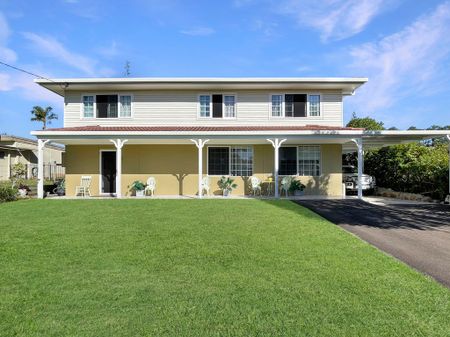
41, 125, 364, 132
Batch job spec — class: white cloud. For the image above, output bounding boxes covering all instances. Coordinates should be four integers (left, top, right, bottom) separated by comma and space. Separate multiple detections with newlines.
347, 1, 450, 116
0, 71, 62, 105
96, 40, 120, 58
251, 19, 278, 37
278, 0, 391, 41
22, 32, 109, 76
180, 27, 215, 36
0, 12, 17, 62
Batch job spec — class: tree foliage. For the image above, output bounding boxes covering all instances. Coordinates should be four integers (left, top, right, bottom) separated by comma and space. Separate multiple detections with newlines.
364, 143, 449, 200
346, 112, 384, 130
31, 106, 57, 130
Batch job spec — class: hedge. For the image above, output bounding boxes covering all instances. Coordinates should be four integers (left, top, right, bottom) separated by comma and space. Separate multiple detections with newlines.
364, 143, 449, 200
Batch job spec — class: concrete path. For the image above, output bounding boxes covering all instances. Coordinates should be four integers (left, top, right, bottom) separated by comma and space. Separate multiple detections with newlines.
295, 199, 450, 288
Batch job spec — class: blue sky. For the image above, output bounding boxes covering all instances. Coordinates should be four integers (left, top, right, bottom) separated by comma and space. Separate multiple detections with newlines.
1, 0, 449, 137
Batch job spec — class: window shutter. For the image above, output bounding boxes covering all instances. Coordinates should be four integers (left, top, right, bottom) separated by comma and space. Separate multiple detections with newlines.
293, 94, 307, 117
212, 94, 223, 118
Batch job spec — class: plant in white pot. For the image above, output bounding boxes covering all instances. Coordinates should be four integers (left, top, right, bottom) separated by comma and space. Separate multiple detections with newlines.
130, 180, 146, 197
17, 183, 31, 198
218, 176, 237, 197
289, 179, 306, 196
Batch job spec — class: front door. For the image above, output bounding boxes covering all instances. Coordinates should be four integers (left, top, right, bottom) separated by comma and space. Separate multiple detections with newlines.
101, 151, 116, 194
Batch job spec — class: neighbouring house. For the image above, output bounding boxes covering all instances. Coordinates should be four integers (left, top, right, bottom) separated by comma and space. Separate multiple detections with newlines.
30, 77, 450, 199
0, 134, 64, 181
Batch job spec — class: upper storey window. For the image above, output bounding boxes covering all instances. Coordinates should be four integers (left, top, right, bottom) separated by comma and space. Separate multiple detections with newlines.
82, 95, 94, 118
82, 94, 132, 118
198, 94, 236, 119
199, 95, 211, 117
309, 94, 320, 117
271, 94, 321, 118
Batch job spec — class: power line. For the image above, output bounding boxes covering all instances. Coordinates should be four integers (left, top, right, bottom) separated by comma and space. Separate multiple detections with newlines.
0, 60, 55, 82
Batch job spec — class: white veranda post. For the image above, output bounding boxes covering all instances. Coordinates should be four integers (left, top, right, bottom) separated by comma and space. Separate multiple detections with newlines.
37, 139, 50, 199
110, 139, 128, 198
267, 138, 287, 199
190, 139, 209, 198
351, 138, 364, 200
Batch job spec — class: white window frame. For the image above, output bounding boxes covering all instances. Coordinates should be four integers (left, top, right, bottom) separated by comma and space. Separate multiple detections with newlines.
198, 94, 212, 119
269, 93, 322, 119
81, 95, 95, 119
297, 145, 322, 176
197, 93, 237, 119
270, 93, 284, 119
119, 94, 133, 118
206, 145, 253, 176
307, 93, 322, 118
223, 94, 237, 119
279, 145, 322, 177
80, 93, 134, 120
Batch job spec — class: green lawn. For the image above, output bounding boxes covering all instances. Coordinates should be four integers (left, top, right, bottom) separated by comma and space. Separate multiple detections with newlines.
1, 200, 449, 337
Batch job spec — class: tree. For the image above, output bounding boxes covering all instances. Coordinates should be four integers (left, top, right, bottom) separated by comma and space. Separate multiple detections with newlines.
346, 112, 384, 130
30, 106, 57, 130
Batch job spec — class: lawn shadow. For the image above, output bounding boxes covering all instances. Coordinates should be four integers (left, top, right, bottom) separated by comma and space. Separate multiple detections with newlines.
295, 199, 450, 230
257, 199, 330, 222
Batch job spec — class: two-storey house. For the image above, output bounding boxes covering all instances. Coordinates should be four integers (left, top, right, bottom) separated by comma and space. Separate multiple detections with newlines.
31, 77, 450, 199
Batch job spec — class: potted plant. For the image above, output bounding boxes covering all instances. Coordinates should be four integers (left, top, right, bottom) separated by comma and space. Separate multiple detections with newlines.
17, 183, 31, 198
289, 180, 306, 196
130, 180, 146, 197
53, 179, 65, 196
218, 176, 237, 197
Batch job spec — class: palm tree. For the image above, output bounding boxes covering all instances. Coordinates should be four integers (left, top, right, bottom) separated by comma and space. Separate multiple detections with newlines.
30, 106, 58, 130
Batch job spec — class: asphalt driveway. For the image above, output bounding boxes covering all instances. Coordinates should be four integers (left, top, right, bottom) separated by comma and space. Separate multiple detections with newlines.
295, 199, 450, 288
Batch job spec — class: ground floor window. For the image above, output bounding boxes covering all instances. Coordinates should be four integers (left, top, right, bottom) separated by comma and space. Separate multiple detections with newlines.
279, 147, 297, 175
298, 145, 321, 176
279, 145, 321, 176
208, 146, 253, 176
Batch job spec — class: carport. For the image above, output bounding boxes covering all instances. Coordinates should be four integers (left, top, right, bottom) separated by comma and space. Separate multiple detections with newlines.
343, 131, 450, 200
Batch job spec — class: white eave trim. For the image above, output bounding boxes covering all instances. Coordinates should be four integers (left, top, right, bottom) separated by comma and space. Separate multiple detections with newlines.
34, 77, 368, 97
34, 77, 369, 84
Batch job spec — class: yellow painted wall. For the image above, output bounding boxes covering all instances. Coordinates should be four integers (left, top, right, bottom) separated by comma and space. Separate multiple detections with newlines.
65, 144, 342, 197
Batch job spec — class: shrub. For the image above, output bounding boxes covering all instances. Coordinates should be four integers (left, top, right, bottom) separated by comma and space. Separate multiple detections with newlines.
365, 143, 449, 200
0, 183, 18, 203
289, 180, 306, 193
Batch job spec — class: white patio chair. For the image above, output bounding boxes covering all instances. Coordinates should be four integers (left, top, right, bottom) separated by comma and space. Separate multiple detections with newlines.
250, 176, 262, 196
280, 176, 292, 198
145, 177, 156, 196
75, 176, 92, 197
201, 176, 210, 196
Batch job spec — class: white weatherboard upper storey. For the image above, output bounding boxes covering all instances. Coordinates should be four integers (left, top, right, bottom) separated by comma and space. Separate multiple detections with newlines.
63, 90, 343, 128
34, 77, 368, 128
